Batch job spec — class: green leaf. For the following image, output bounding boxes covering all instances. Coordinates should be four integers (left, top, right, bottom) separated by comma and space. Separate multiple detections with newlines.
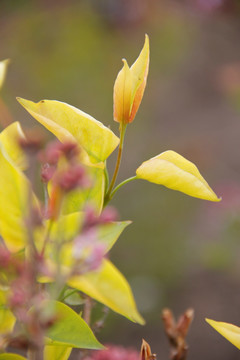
206, 318, 240, 350
46, 301, 103, 350
17, 98, 119, 164
0, 355, 26, 360
44, 345, 72, 360
0, 122, 27, 171
68, 259, 145, 325
97, 220, 131, 253
136, 150, 220, 201
62, 289, 84, 306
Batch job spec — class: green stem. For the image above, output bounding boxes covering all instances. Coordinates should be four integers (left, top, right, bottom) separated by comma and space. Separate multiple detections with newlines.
59, 288, 79, 302
57, 285, 68, 301
108, 176, 138, 203
104, 123, 127, 204
104, 162, 109, 195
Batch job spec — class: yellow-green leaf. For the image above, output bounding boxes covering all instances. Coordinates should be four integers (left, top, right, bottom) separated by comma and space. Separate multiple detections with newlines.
0, 307, 16, 334
46, 301, 103, 350
206, 318, 240, 349
0, 59, 9, 90
0, 142, 31, 252
61, 166, 105, 215
17, 98, 119, 164
97, 220, 131, 253
113, 35, 149, 124
68, 259, 144, 325
38, 217, 130, 271
44, 345, 72, 360
0, 122, 27, 171
38, 212, 83, 267
136, 150, 220, 201
0, 355, 26, 360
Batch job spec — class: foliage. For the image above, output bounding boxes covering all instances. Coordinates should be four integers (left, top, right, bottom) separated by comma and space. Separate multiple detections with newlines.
0, 36, 219, 359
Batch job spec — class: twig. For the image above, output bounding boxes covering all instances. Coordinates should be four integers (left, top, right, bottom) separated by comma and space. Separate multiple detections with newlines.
162, 308, 194, 360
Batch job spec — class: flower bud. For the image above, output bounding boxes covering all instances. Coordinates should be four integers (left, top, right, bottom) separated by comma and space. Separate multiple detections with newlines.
113, 35, 149, 124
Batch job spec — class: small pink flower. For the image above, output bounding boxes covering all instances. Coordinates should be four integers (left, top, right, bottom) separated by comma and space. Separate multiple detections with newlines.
86, 345, 139, 360
99, 206, 119, 223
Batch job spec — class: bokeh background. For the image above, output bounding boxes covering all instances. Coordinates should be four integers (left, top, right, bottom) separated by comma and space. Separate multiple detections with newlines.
1, 0, 240, 359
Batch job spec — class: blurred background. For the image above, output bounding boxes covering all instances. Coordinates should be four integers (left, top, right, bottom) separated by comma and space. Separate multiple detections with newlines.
1, 0, 240, 359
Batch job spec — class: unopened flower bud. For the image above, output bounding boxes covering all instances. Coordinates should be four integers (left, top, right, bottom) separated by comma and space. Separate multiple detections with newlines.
41, 163, 56, 183
56, 164, 89, 192
114, 35, 149, 124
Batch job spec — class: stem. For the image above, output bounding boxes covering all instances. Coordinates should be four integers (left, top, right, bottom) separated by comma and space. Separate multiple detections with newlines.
83, 295, 93, 325
110, 176, 138, 199
27, 349, 36, 360
43, 182, 49, 217
104, 123, 127, 203
40, 219, 53, 256
27, 348, 43, 360
104, 161, 109, 195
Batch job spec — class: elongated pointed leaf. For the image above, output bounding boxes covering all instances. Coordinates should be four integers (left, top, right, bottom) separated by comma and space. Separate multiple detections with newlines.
0, 355, 26, 360
0, 141, 31, 251
68, 259, 144, 325
46, 301, 103, 350
0, 122, 27, 170
97, 220, 131, 253
44, 345, 72, 360
206, 318, 240, 349
136, 150, 220, 201
39, 217, 131, 269
0, 59, 9, 90
17, 98, 119, 164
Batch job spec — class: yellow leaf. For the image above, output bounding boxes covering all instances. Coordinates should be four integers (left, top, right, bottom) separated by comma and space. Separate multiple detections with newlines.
0, 307, 16, 335
0, 122, 27, 171
136, 150, 220, 201
206, 318, 240, 350
0, 355, 26, 360
0, 142, 31, 252
17, 98, 119, 164
0, 59, 9, 90
68, 259, 145, 325
44, 345, 72, 360
114, 35, 149, 124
